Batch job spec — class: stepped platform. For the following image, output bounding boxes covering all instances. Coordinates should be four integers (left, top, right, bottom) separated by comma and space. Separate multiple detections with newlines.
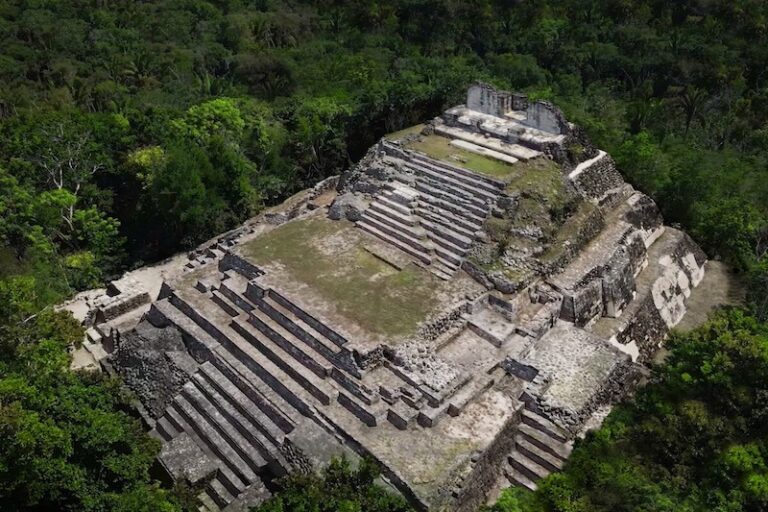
102, 83, 718, 512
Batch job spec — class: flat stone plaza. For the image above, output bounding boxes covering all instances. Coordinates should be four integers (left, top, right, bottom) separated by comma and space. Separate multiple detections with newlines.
63, 83, 715, 511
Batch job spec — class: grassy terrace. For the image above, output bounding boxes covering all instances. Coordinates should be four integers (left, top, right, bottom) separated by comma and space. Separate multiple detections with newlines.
240, 217, 440, 339
386, 124, 518, 180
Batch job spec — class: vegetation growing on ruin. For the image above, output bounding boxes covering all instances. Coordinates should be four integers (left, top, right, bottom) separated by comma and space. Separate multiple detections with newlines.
470, 157, 575, 278
0, 277, 181, 511
241, 217, 439, 338
0, 0, 766, 315
0, 0, 768, 510
403, 132, 519, 180
488, 308, 768, 512
252, 457, 411, 512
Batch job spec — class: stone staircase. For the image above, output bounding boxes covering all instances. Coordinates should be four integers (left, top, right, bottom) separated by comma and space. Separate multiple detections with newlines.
150, 356, 290, 508
148, 265, 504, 508
503, 405, 572, 492
356, 154, 505, 279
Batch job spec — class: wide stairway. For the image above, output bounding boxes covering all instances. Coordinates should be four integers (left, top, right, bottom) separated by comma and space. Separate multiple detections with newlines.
357, 153, 505, 279
503, 404, 573, 492
148, 265, 499, 508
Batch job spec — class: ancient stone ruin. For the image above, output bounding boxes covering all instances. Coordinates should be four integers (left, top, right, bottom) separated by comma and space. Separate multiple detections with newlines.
64, 83, 711, 511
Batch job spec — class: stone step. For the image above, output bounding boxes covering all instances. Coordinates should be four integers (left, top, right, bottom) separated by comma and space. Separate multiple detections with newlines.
435, 125, 541, 161
190, 372, 283, 463
404, 160, 500, 203
358, 213, 433, 254
449, 139, 519, 165
377, 194, 414, 216
521, 407, 569, 443
218, 281, 256, 314
409, 152, 506, 192
412, 176, 490, 217
172, 394, 260, 483
386, 180, 420, 204
251, 294, 340, 364
151, 299, 220, 356
199, 362, 289, 443
386, 401, 419, 430
362, 208, 427, 241
207, 476, 235, 509
508, 449, 550, 482
447, 374, 495, 416
516, 436, 564, 472
414, 172, 497, 211
163, 406, 248, 497
357, 221, 433, 264
197, 489, 220, 512
210, 290, 242, 318
420, 219, 473, 250
259, 294, 342, 357
337, 391, 384, 427
429, 235, 466, 265
421, 261, 454, 280
434, 256, 459, 271
412, 185, 488, 224
180, 382, 270, 474
159, 296, 302, 432
503, 460, 538, 491
211, 348, 306, 426
247, 309, 333, 378
155, 416, 179, 441
231, 318, 334, 406
221, 322, 375, 429
413, 258, 455, 278
517, 423, 571, 461
418, 206, 482, 237
266, 290, 348, 348
369, 200, 418, 226
434, 255, 460, 274
417, 176, 493, 215
416, 400, 453, 428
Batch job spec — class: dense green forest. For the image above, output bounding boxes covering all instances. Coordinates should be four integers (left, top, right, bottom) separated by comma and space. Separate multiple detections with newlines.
1, 0, 768, 510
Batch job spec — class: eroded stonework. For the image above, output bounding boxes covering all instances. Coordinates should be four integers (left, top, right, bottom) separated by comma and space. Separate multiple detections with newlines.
63, 83, 710, 512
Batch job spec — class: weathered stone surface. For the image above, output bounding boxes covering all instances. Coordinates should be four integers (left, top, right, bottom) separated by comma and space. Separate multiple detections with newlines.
65, 84, 716, 512
328, 192, 367, 221
159, 432, 218, 485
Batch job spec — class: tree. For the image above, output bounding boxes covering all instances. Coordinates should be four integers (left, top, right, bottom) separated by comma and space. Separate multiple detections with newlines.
253, 457, 411, 512
0, 276, 180, 511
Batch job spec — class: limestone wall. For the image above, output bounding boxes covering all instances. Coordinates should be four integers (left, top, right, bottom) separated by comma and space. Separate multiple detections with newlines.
568, 152, 625, 200
466, 82, 512, 117
522, 101, 569, 135
452, 402, 525, 512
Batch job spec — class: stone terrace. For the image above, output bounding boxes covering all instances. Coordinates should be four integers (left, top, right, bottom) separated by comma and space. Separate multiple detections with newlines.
72, 83, 720, 512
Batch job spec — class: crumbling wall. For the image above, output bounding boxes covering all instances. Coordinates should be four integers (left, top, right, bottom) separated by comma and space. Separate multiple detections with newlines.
522, 101, 569, 135
569, 153, 625, 201
466, 82, 512, 117
111, 321, 197, 419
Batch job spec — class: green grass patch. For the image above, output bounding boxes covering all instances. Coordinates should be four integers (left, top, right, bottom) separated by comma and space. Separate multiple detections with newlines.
241, 217, 439, 338
540, 201, 597, 265
403, 134, 517, 179
504, 157, 567, 209
384, 123, 425, 141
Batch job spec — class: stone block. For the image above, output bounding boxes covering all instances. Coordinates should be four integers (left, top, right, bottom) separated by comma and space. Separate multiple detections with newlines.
159, 432, 217, 485
601, 249, 636, 318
